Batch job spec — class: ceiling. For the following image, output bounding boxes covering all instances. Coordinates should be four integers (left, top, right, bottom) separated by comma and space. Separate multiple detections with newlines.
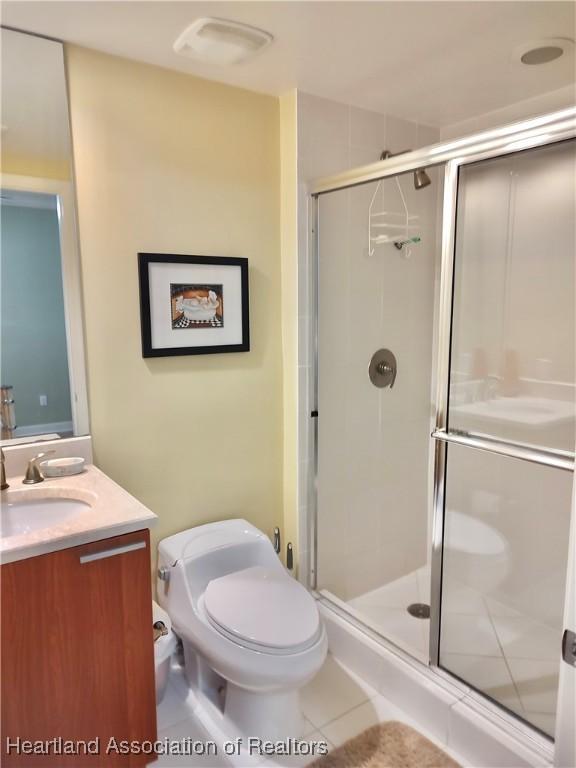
2, 1, 575, 127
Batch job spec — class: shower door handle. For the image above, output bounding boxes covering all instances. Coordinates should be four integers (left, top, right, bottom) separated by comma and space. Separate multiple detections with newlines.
431, 429, 574, 471
562, 629, 576, 667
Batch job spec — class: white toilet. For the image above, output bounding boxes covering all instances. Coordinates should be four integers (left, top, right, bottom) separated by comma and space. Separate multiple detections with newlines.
157, 519, 327, 741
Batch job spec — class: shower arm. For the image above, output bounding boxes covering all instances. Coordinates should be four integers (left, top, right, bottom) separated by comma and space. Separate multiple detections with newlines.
380, 149, 410, 162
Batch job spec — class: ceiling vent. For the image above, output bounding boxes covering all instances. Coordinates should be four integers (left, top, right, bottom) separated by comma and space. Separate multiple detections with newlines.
173, 18, 273, 65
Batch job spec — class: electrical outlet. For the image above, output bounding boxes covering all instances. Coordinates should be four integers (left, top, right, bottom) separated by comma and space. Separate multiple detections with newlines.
39, 395, 48, 407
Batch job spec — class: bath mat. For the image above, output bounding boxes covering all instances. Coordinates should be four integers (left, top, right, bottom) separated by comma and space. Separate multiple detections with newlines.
308, 721, 461, 768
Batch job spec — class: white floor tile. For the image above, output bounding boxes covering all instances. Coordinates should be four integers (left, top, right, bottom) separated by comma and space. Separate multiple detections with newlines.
265, 732, 332, 767
483, 596, 523, 619
154, 655, 473, 768
350, 572, 420, 610
505, 658, 559, 716
347, 570, 431, 660
300, 654, 372, 728
442, 583, 488, 616
384, 612, 429, 658
320, 694, 408, 748
302, 717, 317, 737
321, 690, 466, 768
363, 606, 428, 656
440, 654, 523, 714
157, 672, 197, 731
441, 614, 502, 657
155, 718, 230, 767
491, 615, 559, 662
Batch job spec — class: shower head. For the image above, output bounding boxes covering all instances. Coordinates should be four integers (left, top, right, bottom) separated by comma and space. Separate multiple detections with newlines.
413, 168, 431, 190
380, 149, 431, 191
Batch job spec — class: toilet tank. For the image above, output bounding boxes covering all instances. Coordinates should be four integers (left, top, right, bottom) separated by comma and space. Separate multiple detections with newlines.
157, 519, 281, 601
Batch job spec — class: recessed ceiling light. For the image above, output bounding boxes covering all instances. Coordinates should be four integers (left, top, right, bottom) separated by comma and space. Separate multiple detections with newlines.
174, 18, 273, 66
521, 46, 563, 65
513, 38, 574, 66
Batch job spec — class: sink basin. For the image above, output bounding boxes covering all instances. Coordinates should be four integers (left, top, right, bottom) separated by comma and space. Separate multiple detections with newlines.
1, 490, 94, 540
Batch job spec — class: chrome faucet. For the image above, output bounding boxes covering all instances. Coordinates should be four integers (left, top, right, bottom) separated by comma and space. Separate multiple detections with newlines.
1, 449, 8, 490
23, 451, 54, 485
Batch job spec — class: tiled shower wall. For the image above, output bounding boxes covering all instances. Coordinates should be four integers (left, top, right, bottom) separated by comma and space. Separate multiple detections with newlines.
296, 92, 441, 598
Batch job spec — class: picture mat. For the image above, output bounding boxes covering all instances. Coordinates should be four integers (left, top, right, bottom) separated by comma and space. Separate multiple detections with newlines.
148, 262, 242, 349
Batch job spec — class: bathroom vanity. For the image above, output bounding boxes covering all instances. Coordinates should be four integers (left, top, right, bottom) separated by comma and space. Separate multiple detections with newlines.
0, 464, 158, 766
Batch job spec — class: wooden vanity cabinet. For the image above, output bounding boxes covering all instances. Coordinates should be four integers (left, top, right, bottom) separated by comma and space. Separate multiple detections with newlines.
1, 530, 157, 766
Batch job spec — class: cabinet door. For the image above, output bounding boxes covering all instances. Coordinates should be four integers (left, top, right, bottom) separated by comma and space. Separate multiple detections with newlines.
1, 530, 157, 766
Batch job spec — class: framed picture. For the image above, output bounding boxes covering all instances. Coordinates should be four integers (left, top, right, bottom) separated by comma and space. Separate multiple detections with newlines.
138, 253, 249, 357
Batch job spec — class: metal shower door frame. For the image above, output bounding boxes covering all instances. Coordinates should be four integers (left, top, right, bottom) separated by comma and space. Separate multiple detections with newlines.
429, 135, 576, 667
308, 106, 576, 597
308, 110, 576, 759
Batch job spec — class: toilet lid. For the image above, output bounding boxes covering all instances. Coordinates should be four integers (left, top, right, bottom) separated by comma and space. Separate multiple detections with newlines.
204, 566, 320, 651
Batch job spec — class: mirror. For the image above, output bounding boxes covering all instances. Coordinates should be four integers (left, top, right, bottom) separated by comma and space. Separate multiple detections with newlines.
1, 28, 88, 443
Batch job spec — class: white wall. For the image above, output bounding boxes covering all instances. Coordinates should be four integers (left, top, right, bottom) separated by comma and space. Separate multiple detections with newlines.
296, 92, 441, 599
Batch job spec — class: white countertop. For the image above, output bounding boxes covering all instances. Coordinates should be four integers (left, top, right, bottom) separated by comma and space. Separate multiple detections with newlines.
1, 464, 157, 564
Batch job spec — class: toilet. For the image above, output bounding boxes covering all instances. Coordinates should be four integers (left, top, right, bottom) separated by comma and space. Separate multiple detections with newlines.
444, 509, 510, 593
157, 519, 327, 741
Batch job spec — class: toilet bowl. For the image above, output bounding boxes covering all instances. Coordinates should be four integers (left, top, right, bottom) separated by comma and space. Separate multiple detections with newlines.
444, 509, 510, 593
152, 600, 177, 704
157, 519, 327, 741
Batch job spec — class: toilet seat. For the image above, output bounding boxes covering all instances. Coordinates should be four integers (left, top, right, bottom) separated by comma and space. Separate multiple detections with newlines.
204, 565, 320, 654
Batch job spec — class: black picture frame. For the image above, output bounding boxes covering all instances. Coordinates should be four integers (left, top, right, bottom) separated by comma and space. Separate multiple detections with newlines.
138, 253, 250, 357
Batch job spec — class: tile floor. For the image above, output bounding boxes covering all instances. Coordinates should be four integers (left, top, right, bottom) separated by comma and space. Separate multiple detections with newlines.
348, 565, 431, 661
153, 654, 466, 767
348, 566, 559, 737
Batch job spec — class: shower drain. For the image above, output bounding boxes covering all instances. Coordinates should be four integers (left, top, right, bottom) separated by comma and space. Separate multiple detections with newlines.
407, 603, 430, 619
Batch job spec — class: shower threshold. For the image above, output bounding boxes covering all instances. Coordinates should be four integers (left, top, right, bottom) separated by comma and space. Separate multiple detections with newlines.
318, 565, 431, 665
347, 565, 431, 662
320, 564, 559, 739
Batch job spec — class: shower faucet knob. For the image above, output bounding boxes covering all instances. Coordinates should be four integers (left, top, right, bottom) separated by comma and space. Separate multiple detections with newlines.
369, 349, 397, 389
376, 362, 393, 376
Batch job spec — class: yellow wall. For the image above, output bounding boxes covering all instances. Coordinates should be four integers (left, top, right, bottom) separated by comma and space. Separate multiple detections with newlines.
279, 91, 299, 569
1, 155, 71, 180
65, 46, 283, 562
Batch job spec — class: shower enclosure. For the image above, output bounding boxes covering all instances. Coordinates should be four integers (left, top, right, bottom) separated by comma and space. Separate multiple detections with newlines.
307, 109, 575, 748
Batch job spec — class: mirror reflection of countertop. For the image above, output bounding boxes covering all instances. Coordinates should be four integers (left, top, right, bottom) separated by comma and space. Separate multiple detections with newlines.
0, 465, 157, 564
451, 396, 575, 428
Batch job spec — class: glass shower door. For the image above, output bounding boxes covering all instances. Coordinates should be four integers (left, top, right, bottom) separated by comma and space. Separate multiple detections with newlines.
438, 139, 576, 738
315, 168, 441, 662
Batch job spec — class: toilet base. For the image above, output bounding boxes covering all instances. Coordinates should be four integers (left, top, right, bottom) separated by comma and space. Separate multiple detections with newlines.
226, 683, 303, 742
181, 638, 304, 742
